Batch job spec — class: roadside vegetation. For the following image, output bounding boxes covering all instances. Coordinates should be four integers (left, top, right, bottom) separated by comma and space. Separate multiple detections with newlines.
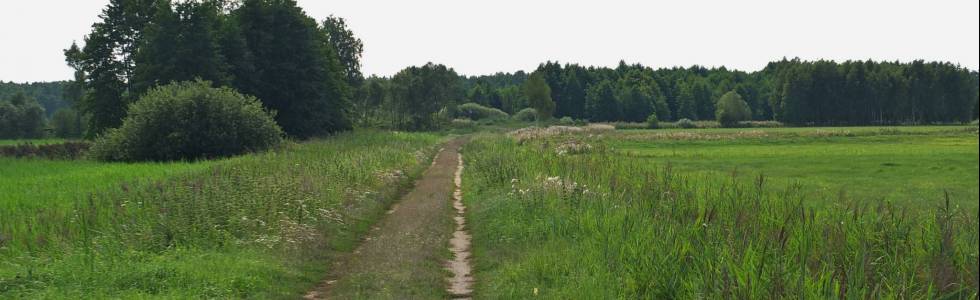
463, 126, 979, 299
0, 131, 441, 298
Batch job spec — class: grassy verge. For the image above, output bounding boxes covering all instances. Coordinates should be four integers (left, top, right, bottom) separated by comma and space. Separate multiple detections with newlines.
462, 130, 979, 298
0, 131, 442, 298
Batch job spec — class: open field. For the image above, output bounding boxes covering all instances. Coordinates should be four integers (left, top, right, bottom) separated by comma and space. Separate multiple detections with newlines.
612, 126, 979, 207
0, 131, 442, 298
463, 126, 979, 298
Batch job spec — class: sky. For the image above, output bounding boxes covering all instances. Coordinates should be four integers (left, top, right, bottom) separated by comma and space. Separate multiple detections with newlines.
1, 0, 978, 83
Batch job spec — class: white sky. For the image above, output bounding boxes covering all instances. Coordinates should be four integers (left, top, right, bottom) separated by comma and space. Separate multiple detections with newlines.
1, 0, 978, 83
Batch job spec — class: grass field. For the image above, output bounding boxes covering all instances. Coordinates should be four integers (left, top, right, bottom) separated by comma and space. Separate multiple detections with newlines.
612, 126, 979, 207
463, 126, 979, 298
0, 131, 442, 298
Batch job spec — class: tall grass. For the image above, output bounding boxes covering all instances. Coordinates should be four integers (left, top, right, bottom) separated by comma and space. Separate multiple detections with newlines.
463, 133, 979, 298
0, 131, 442, 298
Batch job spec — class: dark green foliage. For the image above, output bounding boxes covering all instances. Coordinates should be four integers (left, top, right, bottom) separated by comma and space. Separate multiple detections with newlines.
68, 0, 158, 135
645, 113, 659, 129
389, 63, 463, 130
524, 73, 555, 120
456, 103, 509, 120
90, 81, 283, 162
68, 0, 354, 138
513, 108, 538, 122
585, 80, 620, 122
0, 81, 70, 118
132, 0, 231, 96
50, 109, 85, 138
716, 91, 752, 127
769, 59, 978, 125
232, 0, 352, 138
322, 15, 364, 87
0, 93, 46, 139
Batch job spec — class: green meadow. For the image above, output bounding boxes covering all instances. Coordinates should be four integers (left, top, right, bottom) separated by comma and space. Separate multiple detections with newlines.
463, 126, 979, 299
0, 131, 442, 298
612, 126, 979, 207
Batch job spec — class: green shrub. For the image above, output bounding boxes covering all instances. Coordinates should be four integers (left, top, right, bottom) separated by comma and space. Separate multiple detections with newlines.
971, 120, 978, 126
645, 113, 660, 129
513, 108, 538, 122
456, 103, 509, 121
715, 91, 752, 127
676, 118, 696, 129
90, 80, 284, 162
557, 116, 576, 126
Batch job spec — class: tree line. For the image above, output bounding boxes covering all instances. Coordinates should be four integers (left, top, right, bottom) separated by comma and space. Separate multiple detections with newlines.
444, 59, 978, 126
0, 81, 71, 117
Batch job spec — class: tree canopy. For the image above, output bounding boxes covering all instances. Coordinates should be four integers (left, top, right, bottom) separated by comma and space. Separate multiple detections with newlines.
66, 0, 353, 138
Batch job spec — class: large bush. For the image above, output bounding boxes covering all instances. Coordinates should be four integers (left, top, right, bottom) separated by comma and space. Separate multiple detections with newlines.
513, 108, 538, 122
90, 81, 284, 162
715, 91, 752, 127
456, 102, 509, 121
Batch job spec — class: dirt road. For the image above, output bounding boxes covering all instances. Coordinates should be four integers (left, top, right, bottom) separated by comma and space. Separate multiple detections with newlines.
305, 138, 469, 299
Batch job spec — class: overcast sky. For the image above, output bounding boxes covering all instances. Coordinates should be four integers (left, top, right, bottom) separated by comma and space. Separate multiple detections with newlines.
1, 0, 978, 83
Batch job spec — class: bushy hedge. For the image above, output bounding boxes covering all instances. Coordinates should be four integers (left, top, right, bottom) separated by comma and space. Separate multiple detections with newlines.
90, 81, 284, 162
513, 108, 538, 122
456, 103, 509, 121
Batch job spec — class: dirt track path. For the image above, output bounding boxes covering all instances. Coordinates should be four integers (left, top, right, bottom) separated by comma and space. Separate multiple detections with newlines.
304, 138, 468, 299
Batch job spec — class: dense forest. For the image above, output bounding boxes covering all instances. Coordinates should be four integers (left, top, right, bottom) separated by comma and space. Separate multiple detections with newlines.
444, 60, 980, 125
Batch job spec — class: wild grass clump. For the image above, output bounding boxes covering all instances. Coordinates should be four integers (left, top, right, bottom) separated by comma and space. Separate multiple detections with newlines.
90, 80, 284, 162
463, 134, 979, 299
0, 131, 441, 298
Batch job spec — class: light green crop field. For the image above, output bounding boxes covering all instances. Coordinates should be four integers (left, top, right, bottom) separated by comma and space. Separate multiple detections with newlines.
463, 126, 979, 299
611, 126, 979, 207
0, 131, 442, 298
